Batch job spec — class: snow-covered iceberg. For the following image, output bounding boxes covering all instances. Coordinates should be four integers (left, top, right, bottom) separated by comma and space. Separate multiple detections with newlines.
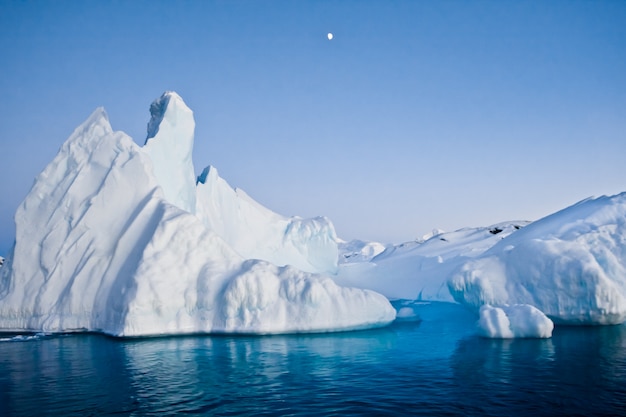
335, 194, 626, 334
0, 92, 395, 336
449, 193, 626, 325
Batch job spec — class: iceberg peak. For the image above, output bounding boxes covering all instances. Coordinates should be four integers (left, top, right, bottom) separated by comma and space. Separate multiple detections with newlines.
142, 91, 197, 214
86, 106, 110, 127
197, 165, 218, 185
146, 91, 185, 141
62, 107, 112, 148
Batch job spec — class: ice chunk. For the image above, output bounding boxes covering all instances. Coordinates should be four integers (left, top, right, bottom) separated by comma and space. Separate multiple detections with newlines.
395, 306, 420, 322
338, 239, 387, 263
478, 304, 554, 338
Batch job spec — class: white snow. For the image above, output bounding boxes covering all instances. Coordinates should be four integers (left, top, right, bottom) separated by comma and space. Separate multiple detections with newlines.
0, 94, 395, 337
195, 165, 339, 274
478, 304, 554, 338
334, 222, 528, 301
449, 193, 626, 325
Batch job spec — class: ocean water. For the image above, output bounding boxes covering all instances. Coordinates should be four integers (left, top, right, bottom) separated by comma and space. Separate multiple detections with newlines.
1, 301, 625, 416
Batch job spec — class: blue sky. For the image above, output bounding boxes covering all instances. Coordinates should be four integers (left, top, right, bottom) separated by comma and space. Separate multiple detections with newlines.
1, 0, 625, 255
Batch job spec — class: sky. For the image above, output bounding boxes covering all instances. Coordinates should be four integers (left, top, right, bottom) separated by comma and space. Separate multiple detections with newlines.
1, 0, 625, 255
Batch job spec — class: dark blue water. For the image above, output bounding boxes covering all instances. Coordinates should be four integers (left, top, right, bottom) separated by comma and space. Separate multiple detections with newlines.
1, 302, 625, 416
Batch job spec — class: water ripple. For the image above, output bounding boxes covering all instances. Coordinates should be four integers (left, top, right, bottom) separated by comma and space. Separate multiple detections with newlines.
1, 304, 625, 416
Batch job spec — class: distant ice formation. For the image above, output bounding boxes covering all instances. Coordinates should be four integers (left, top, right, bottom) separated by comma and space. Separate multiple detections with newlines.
449, 193, 626, 325
335, 222, 529, 301
336, 193, 626, 336
0, 92, 395, 336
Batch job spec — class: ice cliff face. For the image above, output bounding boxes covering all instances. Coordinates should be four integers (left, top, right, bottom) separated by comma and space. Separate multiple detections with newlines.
448, 193, 626, 325
0, 93, 394, 336
143, 92, 197, 214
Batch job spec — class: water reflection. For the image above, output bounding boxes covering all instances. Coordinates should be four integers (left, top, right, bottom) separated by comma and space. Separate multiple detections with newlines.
0, 334, 137, 416
450, 325, 626, 416
120, 328, 405, 415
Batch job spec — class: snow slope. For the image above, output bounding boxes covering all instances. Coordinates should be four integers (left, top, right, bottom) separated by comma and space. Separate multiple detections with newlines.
334, 222, 529, 301
0, 93, 394, 336
335, 225, 558, 340
196, 165, 339, 274
449, 193, 626, 325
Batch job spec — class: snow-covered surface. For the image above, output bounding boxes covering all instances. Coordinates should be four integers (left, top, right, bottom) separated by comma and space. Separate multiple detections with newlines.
196, 165, 339, 274
449, 193, 626, 325
0, 93, 395, 337
478, 304, 554, 338
335, 222, 528, 301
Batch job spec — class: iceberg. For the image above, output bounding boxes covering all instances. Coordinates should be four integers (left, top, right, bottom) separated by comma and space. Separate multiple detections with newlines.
449, 193, 626, 325
0, 92, 395, 336
335, 195, 626, 335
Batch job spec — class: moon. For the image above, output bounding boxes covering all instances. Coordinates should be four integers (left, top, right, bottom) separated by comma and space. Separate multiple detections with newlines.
327, 32, 333, 40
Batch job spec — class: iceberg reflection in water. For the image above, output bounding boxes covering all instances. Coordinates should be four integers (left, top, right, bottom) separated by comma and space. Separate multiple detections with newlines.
1, 302, 625, 416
